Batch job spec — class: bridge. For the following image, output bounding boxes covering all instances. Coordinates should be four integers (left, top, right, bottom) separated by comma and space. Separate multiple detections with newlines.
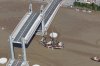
6, 0, 63, 66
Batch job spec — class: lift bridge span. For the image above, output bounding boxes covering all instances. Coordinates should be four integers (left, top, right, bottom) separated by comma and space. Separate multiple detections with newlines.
7, 0, 63, 66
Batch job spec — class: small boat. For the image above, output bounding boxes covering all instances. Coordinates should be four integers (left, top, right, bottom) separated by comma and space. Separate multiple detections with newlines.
91, 56, 100, 62
40, 32, 64, 49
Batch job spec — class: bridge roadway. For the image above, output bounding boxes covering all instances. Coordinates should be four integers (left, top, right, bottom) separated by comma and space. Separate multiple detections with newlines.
37, 0, 62, 30
44, 0, 61, 24
13, 13, 39, 44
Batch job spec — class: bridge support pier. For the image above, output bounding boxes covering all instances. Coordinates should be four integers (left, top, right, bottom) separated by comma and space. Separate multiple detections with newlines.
21, 38, 29, 66
22, 38, 27, 61
42, 19, 45, 36
6, 36, 15, 66
29, 0, 32, 12
9, 36, 15, 61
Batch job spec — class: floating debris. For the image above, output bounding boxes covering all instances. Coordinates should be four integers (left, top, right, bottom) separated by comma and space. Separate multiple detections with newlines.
32, 64, 40, 66
50, 32, 58, 38
1, 27, 5, 30
0, 57, 7, 64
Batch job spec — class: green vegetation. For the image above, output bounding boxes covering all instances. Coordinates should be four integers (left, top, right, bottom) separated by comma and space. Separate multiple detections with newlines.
74, 2, 100, 11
